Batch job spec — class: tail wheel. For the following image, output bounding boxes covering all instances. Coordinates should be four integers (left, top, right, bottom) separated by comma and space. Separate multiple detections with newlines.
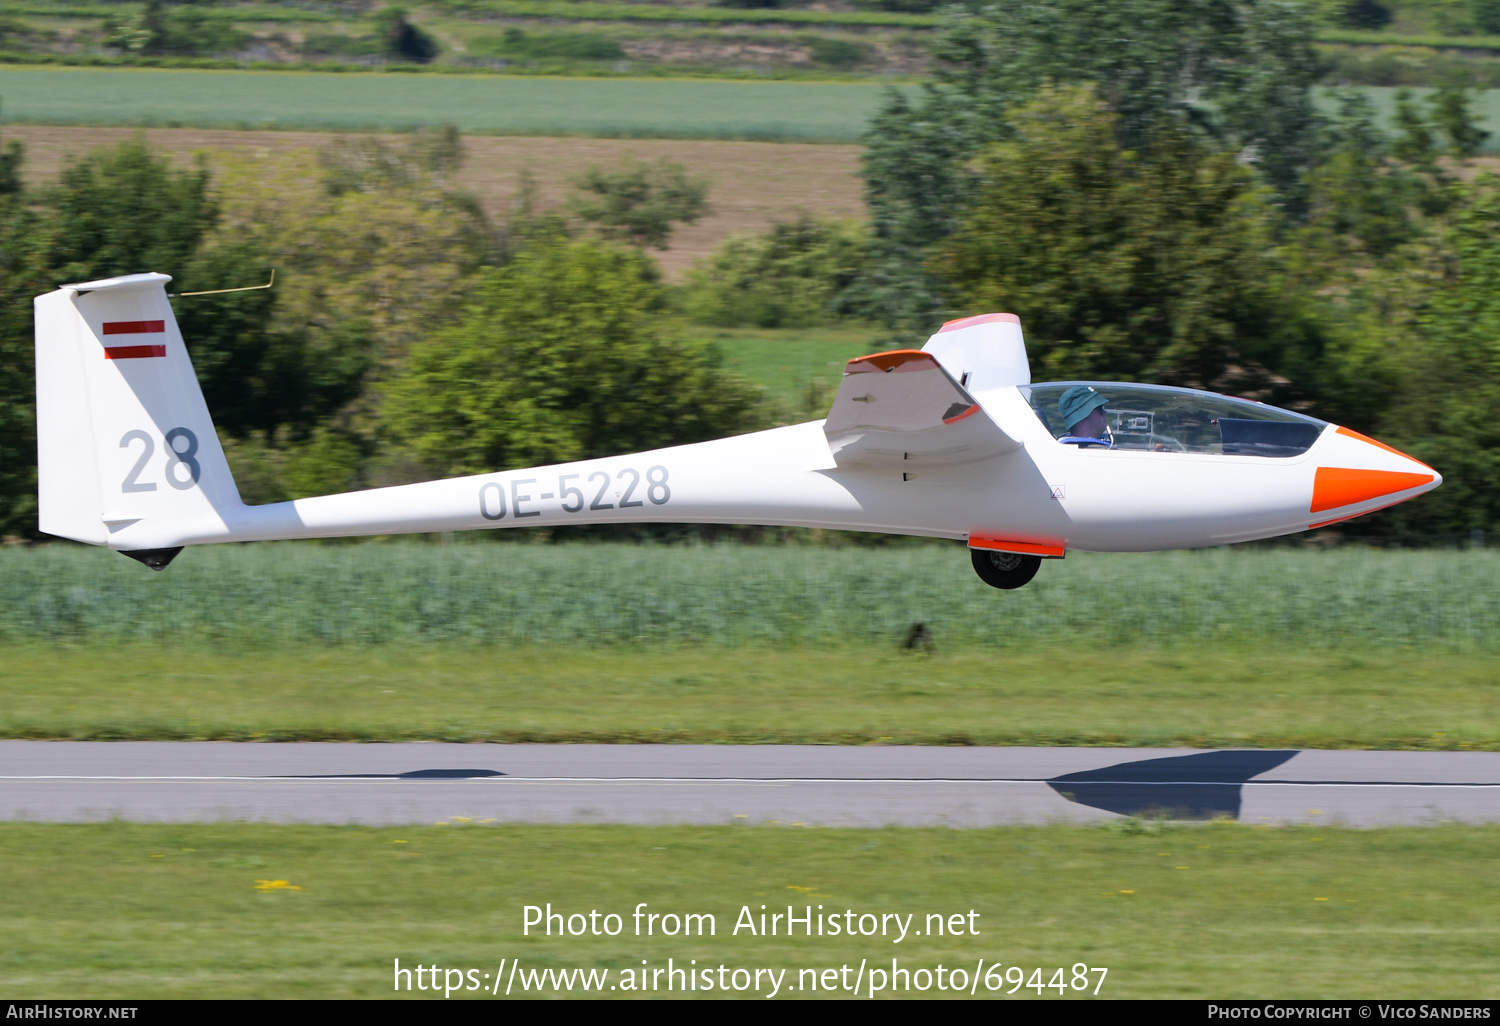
971, 548, 1041, 590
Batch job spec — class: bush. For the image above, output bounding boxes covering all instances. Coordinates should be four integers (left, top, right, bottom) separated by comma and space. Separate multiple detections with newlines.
682, 216, 870, 328
383, 231, 765, 476
299, 33, 385, 59
102, 1, 249, 57
850, 0, 943, 11
468, 30, 624, 61
374, 7, 440, 63
1337, 0, 1393, 30
805, 37, 871, 68
569, 160, 710, 250
1474, 0, 1500, 34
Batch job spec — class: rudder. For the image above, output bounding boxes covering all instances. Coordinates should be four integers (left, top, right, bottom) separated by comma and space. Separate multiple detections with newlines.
34, 273, 240, 559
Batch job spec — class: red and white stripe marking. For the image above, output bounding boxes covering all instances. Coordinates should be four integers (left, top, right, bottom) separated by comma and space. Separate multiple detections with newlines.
102, 320, 166, 359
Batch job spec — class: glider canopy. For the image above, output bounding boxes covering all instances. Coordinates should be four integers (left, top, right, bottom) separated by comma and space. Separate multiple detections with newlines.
1025, 382, 1328, 458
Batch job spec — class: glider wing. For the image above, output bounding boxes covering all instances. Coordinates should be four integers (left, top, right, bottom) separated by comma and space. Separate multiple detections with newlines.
823, 349, 1022, 468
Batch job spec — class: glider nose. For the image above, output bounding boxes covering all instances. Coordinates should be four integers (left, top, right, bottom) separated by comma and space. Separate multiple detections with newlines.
1309, 427, 1440, 527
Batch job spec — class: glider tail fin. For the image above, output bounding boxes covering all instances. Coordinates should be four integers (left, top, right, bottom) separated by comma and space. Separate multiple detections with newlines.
921, 312, 1031, 391
34, 273, 241, 563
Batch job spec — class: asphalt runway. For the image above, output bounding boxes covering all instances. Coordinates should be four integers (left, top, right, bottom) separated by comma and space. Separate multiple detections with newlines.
3, 742, 1499, 827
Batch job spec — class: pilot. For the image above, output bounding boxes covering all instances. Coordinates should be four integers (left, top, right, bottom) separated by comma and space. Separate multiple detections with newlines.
1058, 385, 1110, 440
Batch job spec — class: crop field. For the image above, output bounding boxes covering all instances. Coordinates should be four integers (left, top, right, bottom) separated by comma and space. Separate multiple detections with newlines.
8, 544, 1496, 650
3, 67, 1495, 150
0, 67, 906, 141
3, 544, 1497, 748
2, 821, 1497, 998
1327, 85, 1500, 148
2, 125, 865, 280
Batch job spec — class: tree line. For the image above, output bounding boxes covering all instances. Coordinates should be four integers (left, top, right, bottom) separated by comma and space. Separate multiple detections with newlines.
3, 0, 1499, 542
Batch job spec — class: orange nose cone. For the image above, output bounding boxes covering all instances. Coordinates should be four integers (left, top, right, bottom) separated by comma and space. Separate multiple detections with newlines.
1310, 427, 1438, 516
1311, 467, 1436, 513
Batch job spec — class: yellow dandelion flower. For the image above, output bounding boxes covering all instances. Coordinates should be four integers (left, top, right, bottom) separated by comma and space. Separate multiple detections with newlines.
1314, 897, 1328, 902
1119, 890, 1135, 895
254, 880, 303, 892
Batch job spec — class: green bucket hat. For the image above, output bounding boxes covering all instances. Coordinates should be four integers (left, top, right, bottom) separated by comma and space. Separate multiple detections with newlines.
1058, 385, 1109, 431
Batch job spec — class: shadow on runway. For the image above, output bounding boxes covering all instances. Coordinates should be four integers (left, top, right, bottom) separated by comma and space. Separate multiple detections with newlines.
276, 768, 506, 780
1048, 750, 1298, 820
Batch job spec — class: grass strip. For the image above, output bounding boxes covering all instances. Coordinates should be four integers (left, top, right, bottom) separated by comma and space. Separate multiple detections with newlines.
1316, 28, 1500, 52
0, 3, 337, 20
1, 821, 1496, 998
4, 643, 1497, 749
3, 543, 1498, 651
448, 0, 941, 28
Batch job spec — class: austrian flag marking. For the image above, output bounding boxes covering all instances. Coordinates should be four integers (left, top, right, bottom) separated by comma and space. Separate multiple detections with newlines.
102, 320, 167, 359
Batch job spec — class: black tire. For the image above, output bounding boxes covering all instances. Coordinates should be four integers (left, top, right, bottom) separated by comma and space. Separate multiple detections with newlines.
970, 548, 1042, 590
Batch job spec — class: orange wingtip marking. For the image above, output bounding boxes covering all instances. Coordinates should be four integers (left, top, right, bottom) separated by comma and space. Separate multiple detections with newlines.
846, 349, 937, 373
1335, 426, 1435, 471
968, 536, 1065, 558
944, 404, 980, 424
1310, 467, 1435, 514
939, 312, 1020, 332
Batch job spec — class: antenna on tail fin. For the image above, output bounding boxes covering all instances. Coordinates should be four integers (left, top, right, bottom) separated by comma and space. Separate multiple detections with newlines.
34, 272, 243, 565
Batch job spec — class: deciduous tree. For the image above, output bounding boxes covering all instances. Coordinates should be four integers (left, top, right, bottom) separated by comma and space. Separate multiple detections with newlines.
930, 87, 1314, 391
383, 231, 764, 477
859, 0, 1323, 338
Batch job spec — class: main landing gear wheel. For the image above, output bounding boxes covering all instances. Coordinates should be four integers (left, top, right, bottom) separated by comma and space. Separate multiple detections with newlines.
970, 548, 1042, 590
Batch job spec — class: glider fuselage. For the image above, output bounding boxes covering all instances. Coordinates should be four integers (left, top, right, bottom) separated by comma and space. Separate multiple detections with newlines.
34, 275, 1441, 574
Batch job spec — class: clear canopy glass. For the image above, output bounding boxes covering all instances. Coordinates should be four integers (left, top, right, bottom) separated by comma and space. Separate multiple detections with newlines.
1024, 382, 1328, 458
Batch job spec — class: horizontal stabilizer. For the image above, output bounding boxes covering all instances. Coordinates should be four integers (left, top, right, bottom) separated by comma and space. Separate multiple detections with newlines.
823, 349, 1022, 468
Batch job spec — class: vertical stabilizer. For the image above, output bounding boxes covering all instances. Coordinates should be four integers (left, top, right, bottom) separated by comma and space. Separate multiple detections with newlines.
921, 312, 1031, 392
34, 273, 240, 552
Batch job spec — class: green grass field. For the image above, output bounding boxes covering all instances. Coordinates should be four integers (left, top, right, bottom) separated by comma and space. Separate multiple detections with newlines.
0, 66, 1494, 148
3, 822, 1496, 998
447, 0, 940, 29
706, 327, 878, 414
2, 544, 1497, 747
0, 66, 906, 140
5, 543, 1496, 650
4, 643, 1496, 748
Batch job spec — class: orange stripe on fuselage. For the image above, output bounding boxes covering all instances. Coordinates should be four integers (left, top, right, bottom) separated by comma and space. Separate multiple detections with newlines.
1310, 467, 1435, 514
968, 536, 1065, 558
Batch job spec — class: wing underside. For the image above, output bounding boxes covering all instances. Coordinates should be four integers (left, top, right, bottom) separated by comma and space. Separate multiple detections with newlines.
823, 349, 1022, 468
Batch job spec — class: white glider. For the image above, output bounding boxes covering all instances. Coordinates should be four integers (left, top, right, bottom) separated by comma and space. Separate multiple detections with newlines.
34, 273, 1441, 588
